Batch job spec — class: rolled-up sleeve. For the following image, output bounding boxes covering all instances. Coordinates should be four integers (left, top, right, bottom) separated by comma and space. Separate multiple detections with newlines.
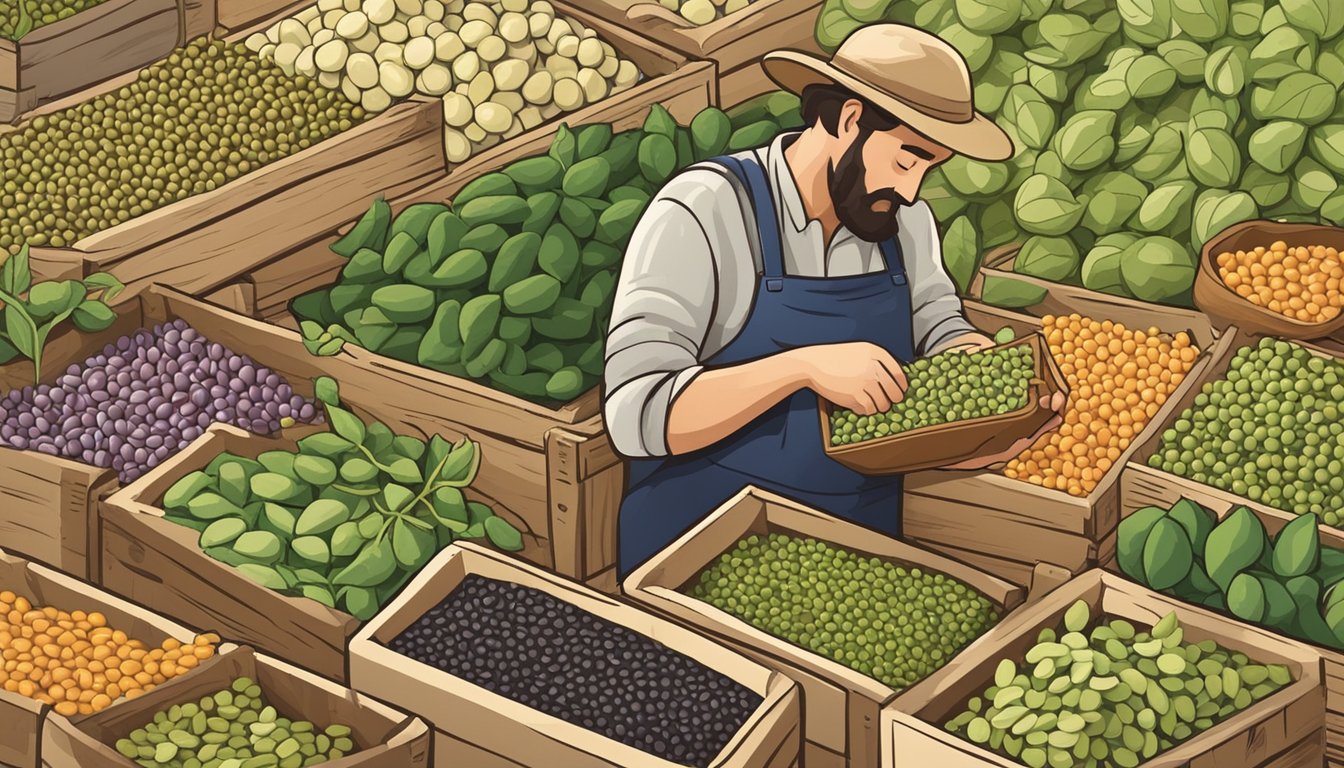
603, 189, 719, 459
903, 202, 979, 355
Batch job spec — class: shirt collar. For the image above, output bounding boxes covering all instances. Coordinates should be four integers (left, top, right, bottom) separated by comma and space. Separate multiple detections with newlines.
766, 131, 812, 234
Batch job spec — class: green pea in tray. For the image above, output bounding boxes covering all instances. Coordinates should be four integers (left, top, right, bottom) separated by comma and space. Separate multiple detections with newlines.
818, 334, 1068, 475
883, 570, 1323, 768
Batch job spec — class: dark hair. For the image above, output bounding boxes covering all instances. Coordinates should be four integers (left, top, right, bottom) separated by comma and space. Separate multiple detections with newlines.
800, 84, 902, 136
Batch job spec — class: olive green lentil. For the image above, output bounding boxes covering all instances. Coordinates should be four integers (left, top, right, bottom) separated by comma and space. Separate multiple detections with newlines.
115, 676, 358, 768
1, 0, 109, 39
688, 533, 1000, 690
0, 37, 365, 254
1149, 337, 1344, 526
945, 600, 1290, 768
828, 344, 1035, 446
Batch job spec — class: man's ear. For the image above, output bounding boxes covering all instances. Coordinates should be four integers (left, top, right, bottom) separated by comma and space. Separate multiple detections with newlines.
838, 99, 864, 139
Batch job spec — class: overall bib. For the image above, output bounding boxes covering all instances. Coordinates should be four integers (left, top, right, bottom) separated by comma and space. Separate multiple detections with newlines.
617, 152, 917, 578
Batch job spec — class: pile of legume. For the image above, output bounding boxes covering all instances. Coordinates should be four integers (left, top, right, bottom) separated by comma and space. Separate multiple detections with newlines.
689, 533, 1001, 690
1216, 240, 1344, 323
1, 0, 109, 38
828, 343, 1035, 446
1004, 314, 1198, 497
0, 590, 219, 717
1150, 337, 1344, 524
0, 38, 365, 254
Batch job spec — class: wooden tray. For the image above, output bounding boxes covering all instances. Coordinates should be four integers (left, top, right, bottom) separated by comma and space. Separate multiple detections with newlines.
819, 334, 1067, 475
1195, 220, 1344, 341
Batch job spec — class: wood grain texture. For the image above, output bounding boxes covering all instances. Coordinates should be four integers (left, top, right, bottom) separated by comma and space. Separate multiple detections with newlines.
883, 571, 1327, 768
626, 487, 1024, 767
582, 0, 821, 63
351, 543, 801, 768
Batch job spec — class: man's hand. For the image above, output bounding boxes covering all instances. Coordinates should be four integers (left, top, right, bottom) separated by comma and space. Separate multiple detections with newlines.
936, 331, 997, 354
786, 342, 909, 416
942, 390, 1068, 470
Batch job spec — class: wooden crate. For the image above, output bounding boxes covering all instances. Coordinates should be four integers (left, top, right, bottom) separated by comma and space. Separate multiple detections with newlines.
623, 486, 1031, 768
1, 2, 447, 292
40, 646, 430, 767
0, 549, 204, 768
883, 570, 1327, 768
0, 0, 213, 123
349, 541, 801, 768
969, 245, 1219, 341
1118, 329, 1344, 766
899, 299, 1222, 588
581, 0, 823, 107
99, 424, 362, 684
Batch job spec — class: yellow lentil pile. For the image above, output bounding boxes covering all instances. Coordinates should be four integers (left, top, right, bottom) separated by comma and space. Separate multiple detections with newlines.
0, 591, 219, 716
1217, 241, 1344, 323
1003, 314, 1199, 497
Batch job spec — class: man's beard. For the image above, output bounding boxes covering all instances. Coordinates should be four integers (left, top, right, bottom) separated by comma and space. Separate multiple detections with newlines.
827, 129, 908, 243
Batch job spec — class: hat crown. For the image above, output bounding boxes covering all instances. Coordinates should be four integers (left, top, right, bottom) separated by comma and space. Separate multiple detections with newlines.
831, 25, 975, 123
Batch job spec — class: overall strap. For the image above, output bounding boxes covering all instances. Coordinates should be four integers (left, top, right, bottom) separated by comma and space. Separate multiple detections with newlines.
708, 154, 787, 291
878, 237, 909, 287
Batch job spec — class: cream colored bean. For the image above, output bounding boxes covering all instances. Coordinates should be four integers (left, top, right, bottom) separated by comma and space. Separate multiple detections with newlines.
313, 28, 337, 46
477, 35, 506, 62
417, 63, 454, 94
307, 15, 326, 34
528, 11, 551, 38
576, 37, 603, 68
374, 41, 403, 63
462, 2, 496, 25
323, 9, 347, 29
336, 10, 369, 38
459, 18, 492, 47
578, 67, 609, 102
546, 54, 578, 78
274, 42, 302, 75
532, 0, 553, 15
319, 0, 343, 11
404, 36, 436, 68
408, 16, 431, 37
380, 19, 410, 42
352, 29, 382, 51
442, 92, 474, 126
295, 46, 318, 77
446, 15, 463, 31
426, 20, 448, 36
506, 40, 537, 65
341, 77, 363, 104
478, 132, 501, 150
681, 0, 715, 24
422, 0, 445, 18
539, 101, 561, 119
535, 37, 554, 55
380, 60, 416, 96
245, 32, 268, 52
395, 0, 422, 14
444, 128, 472, 163
363, 0, 395, 24
553, 76, 583, 110
492, 58, 530, 91
498, 11, 529, 43
494, 90, 524, 112
597, 54, 618, 79
344, 0, 361, 12
517, 105, 543, 129
259, 42, 277, 60
556, 34, 579, 58
464, 122, 487, 142
315, 39, 350, 71
503, 117, 525, 139
615, 59, 639, 88
546, 17, 572, 45
435, 31, 465, 60
362, 85, 392, 112
454, 82, 469, 96
452, 50, 481, 80
467, 70, 496, 104
725, 0, 749, 11
345, 51, 380, 88
521, 70, 553, 104
501, 0, 528, 11
264, 22, 282, 44
318, 70, 342, 89
475, 101, 513, 133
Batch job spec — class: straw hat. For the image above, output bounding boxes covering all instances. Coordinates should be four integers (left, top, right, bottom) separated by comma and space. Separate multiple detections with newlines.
762, 24, 1014, 161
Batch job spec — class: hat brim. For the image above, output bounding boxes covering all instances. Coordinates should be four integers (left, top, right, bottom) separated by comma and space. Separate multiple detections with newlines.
762, 50, 1015, 162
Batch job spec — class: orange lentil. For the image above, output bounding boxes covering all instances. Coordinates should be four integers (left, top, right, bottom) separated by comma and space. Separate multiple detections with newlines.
1217, 241, 1343, 322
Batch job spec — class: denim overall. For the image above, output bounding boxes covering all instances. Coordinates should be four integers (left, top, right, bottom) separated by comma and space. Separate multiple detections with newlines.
617, 152, 917, 578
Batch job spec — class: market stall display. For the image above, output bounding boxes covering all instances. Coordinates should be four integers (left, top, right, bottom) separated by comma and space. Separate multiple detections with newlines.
625, 486, 1027, 768
0, 0, 214, 123
883, 570, 1326, 768
0, 549, 213, 768
350, 541, 802, 768
813, 0, 1344, 311
900, 302, 1212, 587
40, 645, 430, 767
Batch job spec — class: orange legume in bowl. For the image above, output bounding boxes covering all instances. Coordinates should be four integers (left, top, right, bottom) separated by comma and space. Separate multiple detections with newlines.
1002, 314, 1199, 497
0, 590, 218, 716
1216, 241, 1344, 322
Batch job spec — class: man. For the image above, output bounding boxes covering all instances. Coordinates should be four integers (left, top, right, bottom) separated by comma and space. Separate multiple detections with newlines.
604, 24, 1066, 578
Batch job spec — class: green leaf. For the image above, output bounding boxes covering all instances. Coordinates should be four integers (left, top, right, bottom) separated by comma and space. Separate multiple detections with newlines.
295, 498, 351, 537
333, 536, 397, 587
292, 536, 332, 565
235, 564, 287, 591
484, 516, 524, 552
81, 272, 124, 303
71, 300, 117, 333
0, 244, 31, 296
386, 457, 424, 484
26, 281, 83, 320
941, 215, 982, 296
4, 304, 37, 358
392, 518, 437, 569
980, 276, 1048, 308
314, 376, 340, 407
340, 586, 380, 620
326, 405, 366, 445
382, 484, 415, 513
297, 433, 355, 458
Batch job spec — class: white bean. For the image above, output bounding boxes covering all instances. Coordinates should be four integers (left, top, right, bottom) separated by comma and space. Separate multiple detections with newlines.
576, 37, 603, 68
307, 15, 326, 34
680, 0, 715, 24
503, 116, 525, 139
546, 54, 578, 78
555, 34, 579, 58
475, 101, 513, 134
297, 5, 321, 22
403, 36, 436, 69
553, 76, 584, 110
447, 15, 463, 31
341, 77, 364, 104
435, 31, 465, 60
546, 17, 572, 45
318, 0, 343, 11
444, 128, 473, 163
445, 0, 464, 12
245, 32, 269, 52
345, 51, 381, 88
362, 85, 393, 112
459, 19, 493, 47
426, 20, 448, 36
318, 70, 342, 89
506, 40, 537, 64
296, 47, 319, 76
492, 58, 530, 91
344, 0, 361, 11
442, 92, 474, 126
408, 16, 431, 36
493, 90, 524, 112
477, 35, 506, 62
463, 1, 496, 24
577, 67, 608, 102
528, 11, 551, 38
534, 37, 554, 55
279, 19, 310, 45
521, 70, 553, 104
313, 28, 337, 46
539, 101, 561, 119
615, 59, 639, 88
380, 60, 416, 96
315, 39, 350, 71
335, 10, 369, 39
374, 41, 404, 63
498, 11, 529, 43
352, 29, 382, 52
532, 0, 554, 15
274, 42, 302, 75
380, 19, 410, 42
395, 0, 423, 15
417, 63, 454, 94
452, 50, 481, 80
422, 0, 445, 19
363, 0, 395, 24
464, 122, 487, 142
259, 42, 277, 60
597, 54, 618, 79
467, 70, 496, 104
500, 0, 528, 11
725, 0, 749, 11
323, 9, 347, 29
517, 105, 543, 129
